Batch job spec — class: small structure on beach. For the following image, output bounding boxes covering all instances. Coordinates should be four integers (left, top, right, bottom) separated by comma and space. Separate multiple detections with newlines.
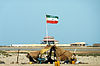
41, 36, 59, 44
93, 43, 100, 47
70, 42, 86, 47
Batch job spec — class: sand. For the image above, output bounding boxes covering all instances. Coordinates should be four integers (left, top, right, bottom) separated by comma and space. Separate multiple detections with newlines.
0, 53, 100, 66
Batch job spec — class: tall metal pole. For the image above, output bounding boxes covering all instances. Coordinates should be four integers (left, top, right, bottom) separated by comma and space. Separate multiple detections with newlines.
46, 19, 49, 45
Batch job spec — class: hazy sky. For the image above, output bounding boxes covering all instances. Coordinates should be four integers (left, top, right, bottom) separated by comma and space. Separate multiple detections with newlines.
0, 0, 100, 45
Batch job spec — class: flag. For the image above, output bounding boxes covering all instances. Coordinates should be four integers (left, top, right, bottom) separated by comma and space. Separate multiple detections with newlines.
46, 15, 59, 24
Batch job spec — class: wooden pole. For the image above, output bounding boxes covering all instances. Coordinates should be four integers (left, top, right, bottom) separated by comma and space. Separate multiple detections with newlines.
16, 49, 20, 63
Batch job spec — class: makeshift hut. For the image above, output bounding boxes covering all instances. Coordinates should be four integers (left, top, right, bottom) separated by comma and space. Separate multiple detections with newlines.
26, 45, 76, 64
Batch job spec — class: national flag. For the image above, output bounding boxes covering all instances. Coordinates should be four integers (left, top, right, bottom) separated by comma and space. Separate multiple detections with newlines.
46, 15, 59, 24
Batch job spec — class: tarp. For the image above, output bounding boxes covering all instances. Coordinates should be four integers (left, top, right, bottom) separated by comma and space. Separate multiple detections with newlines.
40, 46, 51, 54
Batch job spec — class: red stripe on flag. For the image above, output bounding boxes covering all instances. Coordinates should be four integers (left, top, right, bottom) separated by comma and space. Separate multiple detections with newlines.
47, 21, 58, 24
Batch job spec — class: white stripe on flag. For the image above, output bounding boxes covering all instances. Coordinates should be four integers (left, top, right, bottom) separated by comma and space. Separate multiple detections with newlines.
46, 18, 58, 21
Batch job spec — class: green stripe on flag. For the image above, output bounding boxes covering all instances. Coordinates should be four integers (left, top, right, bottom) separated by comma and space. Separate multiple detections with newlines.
46, 15, 59, 19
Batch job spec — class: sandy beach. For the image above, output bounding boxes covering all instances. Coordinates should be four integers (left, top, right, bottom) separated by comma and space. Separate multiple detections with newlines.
0, 46, 100, 66
0, 53, 100, 66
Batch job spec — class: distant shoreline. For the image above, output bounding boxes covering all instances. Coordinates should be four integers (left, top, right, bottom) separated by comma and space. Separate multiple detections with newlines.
0, 46, 99, 54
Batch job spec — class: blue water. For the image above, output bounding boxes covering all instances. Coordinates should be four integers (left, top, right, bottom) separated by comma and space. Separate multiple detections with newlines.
0, 48, 100, 51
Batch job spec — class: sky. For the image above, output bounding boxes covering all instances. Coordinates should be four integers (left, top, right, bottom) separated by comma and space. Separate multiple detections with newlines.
0, 0, 100, 46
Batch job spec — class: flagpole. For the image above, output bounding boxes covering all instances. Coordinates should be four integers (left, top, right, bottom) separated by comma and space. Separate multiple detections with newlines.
46, 16, 49, 45
45, 14, 58, 45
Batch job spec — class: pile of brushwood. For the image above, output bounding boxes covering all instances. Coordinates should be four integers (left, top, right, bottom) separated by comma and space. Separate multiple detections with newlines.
0, 50, 10, 57
26, 45, 77, 64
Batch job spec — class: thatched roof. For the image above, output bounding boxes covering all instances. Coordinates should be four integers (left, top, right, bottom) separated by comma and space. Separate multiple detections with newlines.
40, 45, 73, 61
27, 45, 74, 62
54, 46, 72, 61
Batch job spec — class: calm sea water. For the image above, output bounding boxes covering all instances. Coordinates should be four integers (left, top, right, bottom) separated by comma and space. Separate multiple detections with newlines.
0, 48, 100, 51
